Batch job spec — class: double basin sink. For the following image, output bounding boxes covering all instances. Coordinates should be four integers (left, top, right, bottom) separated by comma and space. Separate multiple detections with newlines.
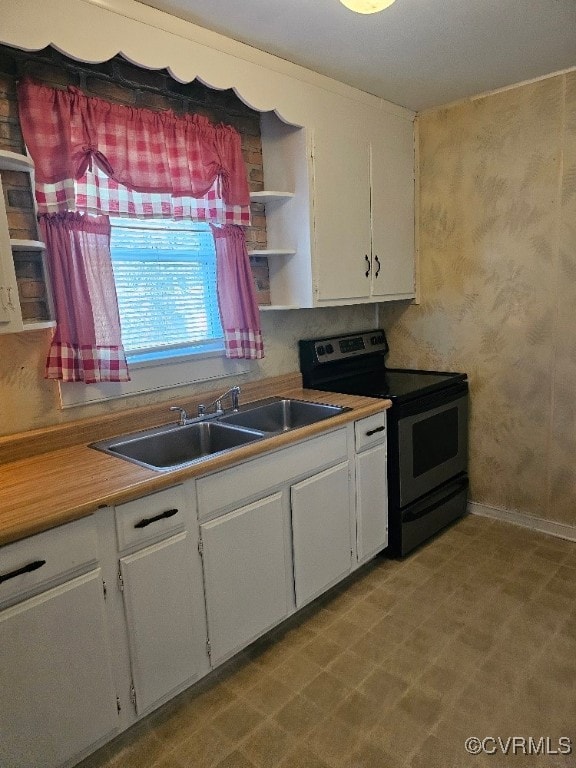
90, 397, 349, 472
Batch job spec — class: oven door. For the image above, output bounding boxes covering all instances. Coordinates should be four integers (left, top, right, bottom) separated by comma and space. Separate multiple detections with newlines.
396, 384, 468, 508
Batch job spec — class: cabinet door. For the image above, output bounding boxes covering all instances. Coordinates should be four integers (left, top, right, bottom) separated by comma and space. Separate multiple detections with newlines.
200, 492, 290, 665
370, 125, 415, 299
119, 532, 207, 715
356, 443, 389, 563
312, 127, 372, 302
291, 462, 352, 608
0, 571, 118, 768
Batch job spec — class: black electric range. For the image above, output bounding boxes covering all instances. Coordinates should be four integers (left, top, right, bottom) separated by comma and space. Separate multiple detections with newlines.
299, 329, 469, 556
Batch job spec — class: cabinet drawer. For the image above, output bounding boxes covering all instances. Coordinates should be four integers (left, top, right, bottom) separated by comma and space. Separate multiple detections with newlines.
0, 515, 98, 607
197, 429, 348, 521
354, 412, 387, 452
115, 485, 186, 552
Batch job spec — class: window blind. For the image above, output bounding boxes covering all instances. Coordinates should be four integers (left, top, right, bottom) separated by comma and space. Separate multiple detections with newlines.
109, 218, 223, 356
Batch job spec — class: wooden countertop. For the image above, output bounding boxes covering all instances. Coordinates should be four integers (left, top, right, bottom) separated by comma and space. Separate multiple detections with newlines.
0, 374, 390, 546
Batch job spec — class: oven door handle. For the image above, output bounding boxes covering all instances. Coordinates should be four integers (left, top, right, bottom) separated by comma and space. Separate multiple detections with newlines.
402, 478, 468, 523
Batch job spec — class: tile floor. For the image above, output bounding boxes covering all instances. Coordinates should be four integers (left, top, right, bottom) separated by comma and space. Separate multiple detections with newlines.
80, 514, 576, 768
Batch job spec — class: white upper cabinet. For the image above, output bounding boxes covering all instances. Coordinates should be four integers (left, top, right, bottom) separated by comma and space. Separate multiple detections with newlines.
369, 122, 416, 300
258, 111, 415, 309
311, 120, 415, 304
312, 128, 373, 302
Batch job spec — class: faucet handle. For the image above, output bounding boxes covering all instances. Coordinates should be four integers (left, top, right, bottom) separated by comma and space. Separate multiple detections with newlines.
169, 406, 188, 425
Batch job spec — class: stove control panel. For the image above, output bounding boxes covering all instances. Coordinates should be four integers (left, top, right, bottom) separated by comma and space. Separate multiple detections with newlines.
310, 330, 388, 363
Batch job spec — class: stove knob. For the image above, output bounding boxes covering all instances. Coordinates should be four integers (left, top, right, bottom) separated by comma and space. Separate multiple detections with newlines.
325, 344, 334, 354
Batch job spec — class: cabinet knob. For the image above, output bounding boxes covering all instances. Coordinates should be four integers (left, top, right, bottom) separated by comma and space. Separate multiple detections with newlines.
364, 254, 371, 277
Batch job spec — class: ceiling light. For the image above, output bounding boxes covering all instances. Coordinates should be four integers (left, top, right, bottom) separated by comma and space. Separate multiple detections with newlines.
339, 0, 396, 13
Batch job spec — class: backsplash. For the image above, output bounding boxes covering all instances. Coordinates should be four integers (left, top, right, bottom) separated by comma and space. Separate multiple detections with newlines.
0, 306, 378, 435
381, 71, 576, 527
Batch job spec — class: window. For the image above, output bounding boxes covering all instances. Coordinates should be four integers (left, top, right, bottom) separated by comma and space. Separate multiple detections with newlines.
59, 214, 251, 408
109, 217, 223, 364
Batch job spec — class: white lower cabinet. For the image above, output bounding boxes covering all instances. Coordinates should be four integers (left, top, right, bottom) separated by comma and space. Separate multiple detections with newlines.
356, 443, 388, 562
291, 462, 352, 607
112, 484, 208, 717
200, 492, 290, 665
354, 413, 389, 564
1, 412, 389, 767
0, 570, 118, 768
119, 532, 207, 715
196, 427, 351, 662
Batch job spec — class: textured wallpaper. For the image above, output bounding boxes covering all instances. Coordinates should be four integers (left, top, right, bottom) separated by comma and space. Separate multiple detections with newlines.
381, 72, 576, 527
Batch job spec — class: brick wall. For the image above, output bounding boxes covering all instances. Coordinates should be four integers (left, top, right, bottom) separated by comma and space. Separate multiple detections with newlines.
0, 45, 270, 314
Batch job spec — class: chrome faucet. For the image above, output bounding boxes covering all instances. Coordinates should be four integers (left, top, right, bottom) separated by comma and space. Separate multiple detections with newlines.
198, 385, 241, 417
169, 406, 190, 426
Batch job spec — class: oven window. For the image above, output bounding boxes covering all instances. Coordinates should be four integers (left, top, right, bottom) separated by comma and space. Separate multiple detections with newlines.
412, 407, 459, 477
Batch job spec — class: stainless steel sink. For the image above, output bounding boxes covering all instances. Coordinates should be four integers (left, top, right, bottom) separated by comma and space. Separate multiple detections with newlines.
218, 397, 349, 433
90, 397, 349, 471
90, 420, 265, 471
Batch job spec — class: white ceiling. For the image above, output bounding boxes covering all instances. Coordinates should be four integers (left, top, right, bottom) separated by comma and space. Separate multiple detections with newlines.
137, 0, 576, 112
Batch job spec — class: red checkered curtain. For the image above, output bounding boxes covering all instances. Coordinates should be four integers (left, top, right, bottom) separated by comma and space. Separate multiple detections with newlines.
17, 77, 262, 368
69, 166, 250, 225
39, 213, 130, 383
211, 225, 264, 359
17, 78, 251, 220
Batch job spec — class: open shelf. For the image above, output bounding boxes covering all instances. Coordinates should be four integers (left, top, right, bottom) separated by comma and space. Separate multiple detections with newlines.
250, 191, 294, 203
0, 150, 34, 173
10, 239, 45, 251
23, 319, 56, 330
248, 249, 296, 257
0, 152, 55, 331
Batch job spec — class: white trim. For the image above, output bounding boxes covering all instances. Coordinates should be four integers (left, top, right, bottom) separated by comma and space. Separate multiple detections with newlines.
0, 0, 413, 126
83, 0, 412, 119
59, 353, 253, 408
468, 501, 576, 543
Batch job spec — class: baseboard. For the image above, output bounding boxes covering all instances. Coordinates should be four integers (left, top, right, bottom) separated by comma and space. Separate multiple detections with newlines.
468, 501, 576, 543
